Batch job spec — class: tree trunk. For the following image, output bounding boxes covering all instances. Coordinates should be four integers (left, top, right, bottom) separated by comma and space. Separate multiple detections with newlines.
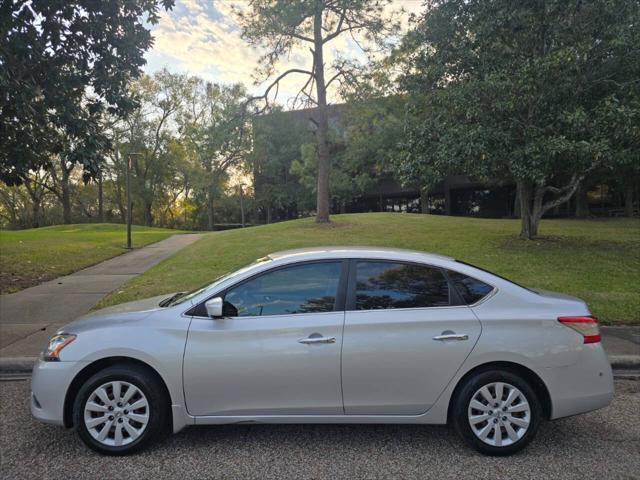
444, 182, 452, 215
143, 201, 153, 226
207, 187, 215, 230
184, 186, 190, 226
518, 177, 582, 239
313, 9, 330, 223
420, 189, 428, 214
31, 201, 41, 228
239, 187, 245, 227
267, 206, 272, 224
98, 173, 104, 223
5, 193, 17, 227
624, 186, 634, 217
60, 167, 72, 224
575, 182, 590, 218
517, 181, 539, 239
61, 186, 71, 224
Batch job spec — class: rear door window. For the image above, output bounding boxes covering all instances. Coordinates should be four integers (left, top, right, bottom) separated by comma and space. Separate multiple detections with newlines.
354, 261, 450, 310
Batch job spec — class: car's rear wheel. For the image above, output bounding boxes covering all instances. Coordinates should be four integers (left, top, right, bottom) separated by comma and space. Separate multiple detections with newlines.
452, 369, 542, 456
72, 364, 170, 455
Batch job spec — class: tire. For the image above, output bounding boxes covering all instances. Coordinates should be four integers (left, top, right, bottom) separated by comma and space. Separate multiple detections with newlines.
72, 364, 170, 455
452, 369, 542, 456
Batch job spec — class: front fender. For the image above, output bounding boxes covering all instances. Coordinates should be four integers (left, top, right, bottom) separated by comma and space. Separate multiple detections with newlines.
58, 314, 191, 429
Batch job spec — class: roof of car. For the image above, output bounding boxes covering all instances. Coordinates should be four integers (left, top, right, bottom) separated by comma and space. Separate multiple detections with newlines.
267, 247, 455, 263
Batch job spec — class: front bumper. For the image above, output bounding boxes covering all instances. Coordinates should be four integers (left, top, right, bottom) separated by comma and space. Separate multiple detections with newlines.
30, 358, 87, 426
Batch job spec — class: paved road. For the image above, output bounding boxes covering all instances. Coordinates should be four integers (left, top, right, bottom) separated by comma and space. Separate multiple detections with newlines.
1, 379, 638, 480
0, 234, 202, 357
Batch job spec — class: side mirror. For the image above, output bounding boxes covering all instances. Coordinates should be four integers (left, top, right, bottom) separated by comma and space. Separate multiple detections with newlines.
204, 297, 224, 318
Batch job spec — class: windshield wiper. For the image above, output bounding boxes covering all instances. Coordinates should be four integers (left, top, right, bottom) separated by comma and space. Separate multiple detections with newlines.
159, 292, 185, 307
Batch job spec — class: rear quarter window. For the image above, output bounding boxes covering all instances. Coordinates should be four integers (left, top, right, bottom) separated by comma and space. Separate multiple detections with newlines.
447, 270, 494, 305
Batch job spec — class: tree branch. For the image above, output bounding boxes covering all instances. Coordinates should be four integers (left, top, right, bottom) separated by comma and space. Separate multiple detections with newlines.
323, 9, 347, 44
540, 160, 600, 216
325, 70, 345, 90
246, 68, 314, 113
291, 64, 317, 108
290, 31, 314, 43
540, 177, 581, 215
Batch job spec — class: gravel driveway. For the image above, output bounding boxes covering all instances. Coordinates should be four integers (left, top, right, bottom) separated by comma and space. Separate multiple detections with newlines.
1, 380, 638, 480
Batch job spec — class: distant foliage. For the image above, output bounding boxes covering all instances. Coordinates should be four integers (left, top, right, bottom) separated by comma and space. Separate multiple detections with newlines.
238, 0, 400, 223
0, 0, 174, 185
394, 0, 640, 238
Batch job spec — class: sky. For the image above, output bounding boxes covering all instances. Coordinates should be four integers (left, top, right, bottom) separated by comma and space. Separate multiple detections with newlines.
143, 0, 425, 105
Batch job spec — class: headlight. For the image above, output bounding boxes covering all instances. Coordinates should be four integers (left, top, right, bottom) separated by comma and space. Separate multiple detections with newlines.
42, 334, 76, 361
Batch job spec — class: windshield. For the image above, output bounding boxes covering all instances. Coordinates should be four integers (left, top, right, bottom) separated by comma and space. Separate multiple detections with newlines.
163, 256, 272, 307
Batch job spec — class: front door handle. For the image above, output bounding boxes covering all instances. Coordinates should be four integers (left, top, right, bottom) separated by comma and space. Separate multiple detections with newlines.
433, 333, 469, 341
298, 335, 336, 345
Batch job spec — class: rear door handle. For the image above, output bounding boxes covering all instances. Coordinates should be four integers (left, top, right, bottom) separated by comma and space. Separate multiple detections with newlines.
298, 336, 336, 345
433, 333, 469, 341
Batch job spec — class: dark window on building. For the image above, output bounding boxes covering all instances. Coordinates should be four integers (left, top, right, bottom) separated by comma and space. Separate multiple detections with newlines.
355, 261, 450, 310
448, 271, 494, 304
224, 262, 342, 317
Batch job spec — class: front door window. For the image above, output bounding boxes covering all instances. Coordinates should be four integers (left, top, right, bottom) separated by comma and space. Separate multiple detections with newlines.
224, 262, 343, 317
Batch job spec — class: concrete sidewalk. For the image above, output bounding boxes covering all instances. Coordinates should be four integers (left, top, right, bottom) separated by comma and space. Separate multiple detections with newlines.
0, 234, 202, 358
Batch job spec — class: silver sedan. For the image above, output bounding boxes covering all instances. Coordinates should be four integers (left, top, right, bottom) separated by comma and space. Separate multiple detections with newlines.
31, 247, 613, 456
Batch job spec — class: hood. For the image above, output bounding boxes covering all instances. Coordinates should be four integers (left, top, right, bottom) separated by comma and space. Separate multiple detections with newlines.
60, 293, 176, 334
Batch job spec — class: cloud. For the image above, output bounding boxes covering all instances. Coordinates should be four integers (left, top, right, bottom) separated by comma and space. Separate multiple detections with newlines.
145, 0, 424, 105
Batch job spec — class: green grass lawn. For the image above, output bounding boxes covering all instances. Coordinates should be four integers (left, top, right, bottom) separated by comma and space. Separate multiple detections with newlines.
0, 224, 185, 293
96, 213, 640, 325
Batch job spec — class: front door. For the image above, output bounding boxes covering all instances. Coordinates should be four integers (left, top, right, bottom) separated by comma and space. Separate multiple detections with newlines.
183, 261, 346, 416
341, 260, 481, 415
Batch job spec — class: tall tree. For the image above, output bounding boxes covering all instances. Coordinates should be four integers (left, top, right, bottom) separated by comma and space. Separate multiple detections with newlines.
120, 71, 187, 226
178, 80, 249, 230
22, 171, 53, 228
0, 0, 174, 185
338, 96, 406, 210
397, 0, 640, 238
252, 110, 313, 222
238, 0, 398, 223
596, 91, 640, 217
46, 157, 76, 224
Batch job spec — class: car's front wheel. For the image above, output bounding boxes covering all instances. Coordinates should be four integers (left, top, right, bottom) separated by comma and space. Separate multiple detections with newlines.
72, 364, 170, 455
452, 369, 542, 456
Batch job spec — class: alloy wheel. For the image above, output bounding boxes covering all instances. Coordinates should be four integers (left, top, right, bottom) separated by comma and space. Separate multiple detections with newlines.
467, 381, 531, 447
83, 381, 150, 447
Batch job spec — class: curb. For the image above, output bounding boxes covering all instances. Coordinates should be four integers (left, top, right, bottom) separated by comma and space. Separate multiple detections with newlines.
0, 357, 35, 373
1, 355, 638, 374
608, 355, 640, 370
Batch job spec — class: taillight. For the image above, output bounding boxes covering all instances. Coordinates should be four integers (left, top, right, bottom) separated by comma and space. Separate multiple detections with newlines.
558, 316, 601, 344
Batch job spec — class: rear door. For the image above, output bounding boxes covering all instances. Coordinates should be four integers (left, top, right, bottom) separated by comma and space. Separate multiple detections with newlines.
341, 260, 481, 415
